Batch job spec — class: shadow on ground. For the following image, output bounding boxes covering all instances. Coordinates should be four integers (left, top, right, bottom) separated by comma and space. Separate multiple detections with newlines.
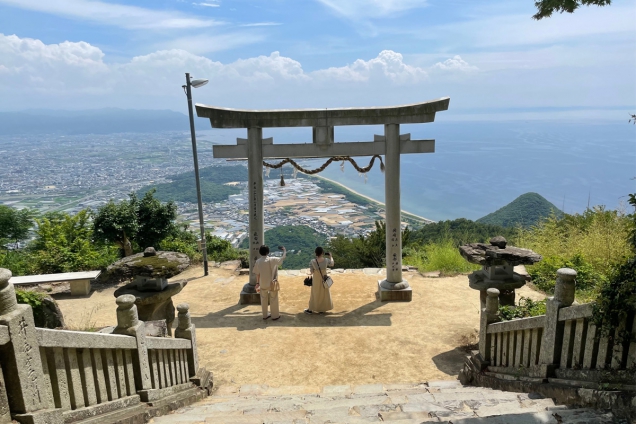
431, 347, 471, 376
192, 299, 392, 330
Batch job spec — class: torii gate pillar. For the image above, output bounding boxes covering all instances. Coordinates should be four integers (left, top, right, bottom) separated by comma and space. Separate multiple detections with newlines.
378, 123, 411, 300
245, 127, 264, 294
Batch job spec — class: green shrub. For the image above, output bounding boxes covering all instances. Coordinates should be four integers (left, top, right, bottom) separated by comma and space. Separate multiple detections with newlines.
160, 228, 202, 262
0, 250, 37, 276
206, 233, 249, 267
31, 210, 120, 273
518, 208, 631, 277
404, 240, 481, 275
15, 289, 45, 324
498, 297, 547, 321
592, 258, 636, 339
528, 254, 608, 298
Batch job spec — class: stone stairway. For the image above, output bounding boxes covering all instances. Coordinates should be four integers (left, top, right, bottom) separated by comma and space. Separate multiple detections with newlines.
149, 380, 619, 423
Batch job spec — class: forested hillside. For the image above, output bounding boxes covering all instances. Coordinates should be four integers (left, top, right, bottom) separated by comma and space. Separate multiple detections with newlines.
476, 192, 563, 228
138, 165, 247, 203
410, 218, 517, 246
240, 225, 328, 270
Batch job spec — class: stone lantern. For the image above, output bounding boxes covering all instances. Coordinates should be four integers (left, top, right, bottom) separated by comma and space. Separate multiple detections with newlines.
113, 247, 188, 336
459, 236, 542, 308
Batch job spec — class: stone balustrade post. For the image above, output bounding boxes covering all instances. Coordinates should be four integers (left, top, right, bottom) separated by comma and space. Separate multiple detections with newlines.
537, 268, 576, 377
0, 268, 62, 423
113, 295, 152, 391
175, 303, 199, 378
479, 288, 501, 364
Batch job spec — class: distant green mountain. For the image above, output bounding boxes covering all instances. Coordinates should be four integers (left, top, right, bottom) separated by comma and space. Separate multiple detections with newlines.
240, 225, 328, 270
138, 165, 247, 203
477, 192, 563, 228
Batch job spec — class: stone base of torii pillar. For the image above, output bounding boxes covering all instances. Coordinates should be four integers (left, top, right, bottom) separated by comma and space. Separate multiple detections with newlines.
377, 280, 412, 301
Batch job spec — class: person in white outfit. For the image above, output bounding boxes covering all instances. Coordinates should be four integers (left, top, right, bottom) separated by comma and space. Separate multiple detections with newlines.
253, 245, 286, 320
305, 246, 334, 315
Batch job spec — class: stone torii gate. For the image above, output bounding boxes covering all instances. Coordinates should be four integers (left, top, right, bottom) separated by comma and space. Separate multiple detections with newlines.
196, 97, 450, 303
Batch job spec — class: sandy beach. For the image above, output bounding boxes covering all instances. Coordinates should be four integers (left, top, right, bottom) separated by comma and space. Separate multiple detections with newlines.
314, 175, 435, 224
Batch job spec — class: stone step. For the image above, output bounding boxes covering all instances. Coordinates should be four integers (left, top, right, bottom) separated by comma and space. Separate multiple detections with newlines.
149, 382, 617, 424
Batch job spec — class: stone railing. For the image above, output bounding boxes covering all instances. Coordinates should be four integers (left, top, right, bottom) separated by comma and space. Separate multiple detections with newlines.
0, 268, 211, 424
461, 267, 636, 418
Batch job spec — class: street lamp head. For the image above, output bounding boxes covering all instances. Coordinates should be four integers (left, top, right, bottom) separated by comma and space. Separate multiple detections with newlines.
191, 78, 209, 88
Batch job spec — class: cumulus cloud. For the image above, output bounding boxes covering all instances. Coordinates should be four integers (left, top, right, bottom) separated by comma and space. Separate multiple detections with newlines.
0, 33, 478, 110
312, 50, 427, 83
432, 55, 478, 72
0, 34, 109, 94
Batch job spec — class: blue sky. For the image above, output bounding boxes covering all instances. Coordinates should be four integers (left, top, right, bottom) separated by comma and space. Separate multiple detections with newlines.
0, 0, 634, 120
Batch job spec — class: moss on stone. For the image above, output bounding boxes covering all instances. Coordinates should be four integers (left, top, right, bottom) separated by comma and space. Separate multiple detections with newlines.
129, 255, 180, 275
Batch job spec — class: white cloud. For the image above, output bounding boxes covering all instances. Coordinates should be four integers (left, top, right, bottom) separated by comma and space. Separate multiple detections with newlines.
0, 0, 220, 29
432, 55, 478, 72
312, 50, 428, 83
0, 34, 109, 94
315, 0, 427, 19
192, 2, 220, 7
1, 33, 631, 117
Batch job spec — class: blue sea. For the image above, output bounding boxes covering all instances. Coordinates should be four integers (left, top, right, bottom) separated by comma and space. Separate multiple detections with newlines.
200, 120, 636, 222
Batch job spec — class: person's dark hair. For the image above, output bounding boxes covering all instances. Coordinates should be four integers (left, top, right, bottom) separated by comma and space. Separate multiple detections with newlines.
259, 245, 270, 256
315, 246, 324, 256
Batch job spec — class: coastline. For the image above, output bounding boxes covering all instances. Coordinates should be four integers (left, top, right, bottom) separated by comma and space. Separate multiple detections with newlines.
313, 175, 435, 224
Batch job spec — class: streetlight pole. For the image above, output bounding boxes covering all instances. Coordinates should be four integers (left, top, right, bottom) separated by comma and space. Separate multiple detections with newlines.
184, 72, 209, 276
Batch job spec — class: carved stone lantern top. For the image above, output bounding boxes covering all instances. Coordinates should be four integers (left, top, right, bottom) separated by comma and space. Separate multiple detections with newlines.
459, 237, 542, 267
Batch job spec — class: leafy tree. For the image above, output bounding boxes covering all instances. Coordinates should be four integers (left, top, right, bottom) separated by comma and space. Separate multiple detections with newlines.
0, 206, 35, 247
93, 190, 176, 256
93, 196, 139, 256
532, 0, 611, 20
206, 232, 249, 267
136, 190, 177, 249
328, 221, 411, 269
31, 210, 118, 273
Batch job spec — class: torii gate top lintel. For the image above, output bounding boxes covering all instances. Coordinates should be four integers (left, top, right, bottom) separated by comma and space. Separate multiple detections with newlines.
195, 97, 449, 129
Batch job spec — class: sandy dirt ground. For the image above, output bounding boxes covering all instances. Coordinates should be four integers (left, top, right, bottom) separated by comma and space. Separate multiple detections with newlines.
55, 265, 545, 389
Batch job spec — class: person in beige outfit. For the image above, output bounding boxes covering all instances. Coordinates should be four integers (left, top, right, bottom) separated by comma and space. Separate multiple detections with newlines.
253, 245, 286, 320
305, 246, 334, 315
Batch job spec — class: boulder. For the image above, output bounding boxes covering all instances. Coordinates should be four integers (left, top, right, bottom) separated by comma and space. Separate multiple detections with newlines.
99, 250, 190, 285
39, 296, 66, 329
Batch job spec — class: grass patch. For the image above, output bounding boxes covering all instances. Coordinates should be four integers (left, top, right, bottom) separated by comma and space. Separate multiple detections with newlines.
404, 240, 481, 276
